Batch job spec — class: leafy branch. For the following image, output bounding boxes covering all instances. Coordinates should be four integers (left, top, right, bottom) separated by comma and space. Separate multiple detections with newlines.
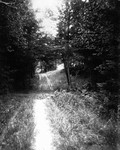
0, 0, 16, 9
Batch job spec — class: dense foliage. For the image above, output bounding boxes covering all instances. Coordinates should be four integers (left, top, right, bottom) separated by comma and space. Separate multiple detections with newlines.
57, 0, 119, 91
56, 0, 120, 116
0, 0, 47, 93
47, 90, 117, 150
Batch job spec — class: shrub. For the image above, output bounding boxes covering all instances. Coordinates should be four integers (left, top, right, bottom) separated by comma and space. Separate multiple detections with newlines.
46, 91, 107, 150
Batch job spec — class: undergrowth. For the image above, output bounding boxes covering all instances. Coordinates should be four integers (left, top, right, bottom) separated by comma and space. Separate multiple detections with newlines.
47, 90, 117, 150
0, 94, 34, 150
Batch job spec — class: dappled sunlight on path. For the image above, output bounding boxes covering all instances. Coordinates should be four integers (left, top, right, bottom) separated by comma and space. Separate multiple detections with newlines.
33, 99, 54, 150
38, 74, 53, 90
36, 63, 65, 91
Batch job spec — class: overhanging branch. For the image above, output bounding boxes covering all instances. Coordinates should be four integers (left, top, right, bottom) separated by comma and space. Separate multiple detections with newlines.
0, 0, 16, 9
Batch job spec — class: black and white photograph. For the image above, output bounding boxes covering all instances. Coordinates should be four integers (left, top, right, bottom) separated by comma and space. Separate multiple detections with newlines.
0, 0, 119, 150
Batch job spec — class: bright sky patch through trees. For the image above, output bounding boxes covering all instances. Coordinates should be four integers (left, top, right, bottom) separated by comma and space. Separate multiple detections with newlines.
31, 0, 62, 36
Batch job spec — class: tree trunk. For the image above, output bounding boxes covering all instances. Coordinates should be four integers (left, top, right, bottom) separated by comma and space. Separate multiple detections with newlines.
64, 60, 71, 86
62, 51, 71, 88
117, 1, 120, 149
61, 0, 72, 89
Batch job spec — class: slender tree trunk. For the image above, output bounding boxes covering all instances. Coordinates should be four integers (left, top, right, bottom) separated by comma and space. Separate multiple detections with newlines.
66, 61, 71, 87
64, 1, 71, 89
117, 1, 120, 149
62, 53, 71, 88
64, 60, 71, 86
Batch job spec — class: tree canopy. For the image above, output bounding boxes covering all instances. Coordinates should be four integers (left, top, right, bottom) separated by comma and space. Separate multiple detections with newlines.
0, 0, 48, 92
57, 0, 119, 91
0, 0, 119, 95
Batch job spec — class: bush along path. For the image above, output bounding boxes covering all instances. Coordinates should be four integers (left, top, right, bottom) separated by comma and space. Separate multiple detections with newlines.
0, 69, 117, 150
47, 91, 117, 150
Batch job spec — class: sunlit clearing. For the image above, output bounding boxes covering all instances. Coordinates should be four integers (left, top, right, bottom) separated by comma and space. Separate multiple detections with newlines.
56, 63, 64, 71
33, 100, 53, 150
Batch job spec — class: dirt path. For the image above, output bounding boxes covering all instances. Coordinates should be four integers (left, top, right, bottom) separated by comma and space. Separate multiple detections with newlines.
0, 67, 116, 150
36, 66, 67, 91
32, 98, 54, 150
0, 93, 55, 150
0, 68, 64, 150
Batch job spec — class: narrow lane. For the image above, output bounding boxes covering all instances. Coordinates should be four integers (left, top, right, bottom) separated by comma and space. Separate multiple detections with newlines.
0, 67, 64, 150
0, 93, 54, 150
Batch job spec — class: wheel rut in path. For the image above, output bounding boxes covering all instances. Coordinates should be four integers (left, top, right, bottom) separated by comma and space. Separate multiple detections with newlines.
32, 98, 54, 150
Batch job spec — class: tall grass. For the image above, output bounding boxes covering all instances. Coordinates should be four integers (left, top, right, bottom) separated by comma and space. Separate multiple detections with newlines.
46, 90, 117, 150
0, 94, 34, 150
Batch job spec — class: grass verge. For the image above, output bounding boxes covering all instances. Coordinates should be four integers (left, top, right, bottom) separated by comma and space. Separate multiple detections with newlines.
46, 90, 117, 150
0, 94, 34, 150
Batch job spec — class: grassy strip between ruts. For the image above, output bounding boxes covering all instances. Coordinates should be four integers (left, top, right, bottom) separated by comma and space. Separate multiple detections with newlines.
46, 90, 117, 150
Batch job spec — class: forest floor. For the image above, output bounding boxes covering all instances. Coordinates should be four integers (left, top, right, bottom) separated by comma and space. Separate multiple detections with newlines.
0, 66, 117, 150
